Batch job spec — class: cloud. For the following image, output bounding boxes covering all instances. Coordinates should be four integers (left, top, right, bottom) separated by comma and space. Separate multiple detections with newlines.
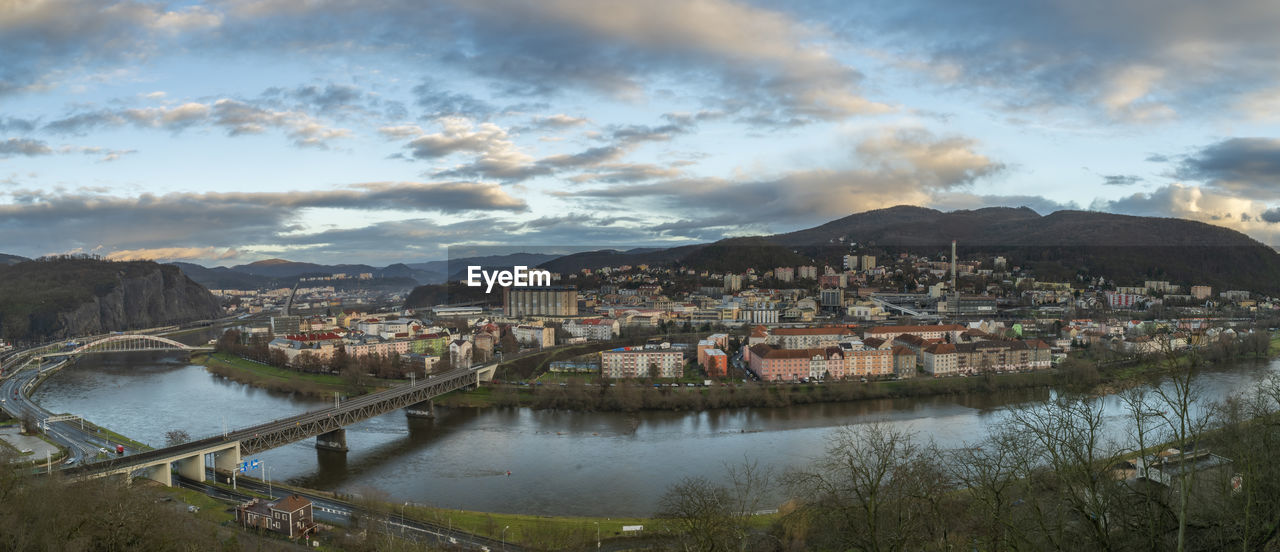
0, 117, 37, 133
1176, 137, 1280, 199
1090, 183, 1275, 237
838, 0, 1280, 122
378, 125, 424, 139
411, 79, 498, 119
928, 193, 1079, 215
216, 0, 886, 124
0, 0, 220, 95
560, 127, 1003, 222
0, 138, 53, 157
43, 98, 350, 148
1102, 174, 1143, 186
405, 117, 521, 159
105, 247, 240, 262
527, 114, 589, 130
0, 181, 527, 259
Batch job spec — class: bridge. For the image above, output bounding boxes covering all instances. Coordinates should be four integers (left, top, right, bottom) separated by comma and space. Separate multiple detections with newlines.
38, 334, 212, 359
64, 361, 498, 487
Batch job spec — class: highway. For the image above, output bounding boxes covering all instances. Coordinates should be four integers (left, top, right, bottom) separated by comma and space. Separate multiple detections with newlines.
0, 356, 146, 467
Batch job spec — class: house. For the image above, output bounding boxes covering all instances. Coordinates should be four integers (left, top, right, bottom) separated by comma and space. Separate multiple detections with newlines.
235, 495, 316, 539
564, 318, 619, 341
449, 339, 473, 367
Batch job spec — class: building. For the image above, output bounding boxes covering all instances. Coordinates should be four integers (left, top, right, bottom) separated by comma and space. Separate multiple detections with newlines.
819, 288, 844, 308
600, 347, 684, 379
267, 332, 343, 364
764, 327, 857, 349
798, 265, 818, 280
410, 333, 448, 355
565, 320, 619, 340
270, 315, 301, 335
1190, 285, 1213, 300
703, 349, 728, 377
921, 343, 959, 376
723, 273, 743, 293
1106, 292, 1142, 309
741, 308, 779, 324
843, 255, 859, 270
859, 255, 876, 271
513, 324, 555, 348
235, 495, 316, 539
864, 324, 965, 343
747, 344, 840, 381
503, 286, 578, 317
922, 339, 1051, 376
774, 267, 794, 282
448, 339, 473, 367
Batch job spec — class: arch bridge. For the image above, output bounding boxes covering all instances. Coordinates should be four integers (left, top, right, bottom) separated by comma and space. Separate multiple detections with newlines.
39, 334, 212, 358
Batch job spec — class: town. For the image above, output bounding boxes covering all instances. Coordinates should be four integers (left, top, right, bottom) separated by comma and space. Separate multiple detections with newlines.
209, 241, 1274, 389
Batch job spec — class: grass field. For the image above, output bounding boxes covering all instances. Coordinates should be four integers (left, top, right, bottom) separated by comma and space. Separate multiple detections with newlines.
403, 504, 660, 547
195, 352, 407, 397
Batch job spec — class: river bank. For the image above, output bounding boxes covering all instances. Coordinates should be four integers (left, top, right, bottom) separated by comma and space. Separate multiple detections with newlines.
194, 352, 405, 398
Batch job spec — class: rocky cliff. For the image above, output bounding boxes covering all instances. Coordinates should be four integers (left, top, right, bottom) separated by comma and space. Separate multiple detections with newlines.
0, 258, 222, 342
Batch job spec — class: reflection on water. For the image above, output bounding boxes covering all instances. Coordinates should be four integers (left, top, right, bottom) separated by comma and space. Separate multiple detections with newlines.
30, 353, 1279, 516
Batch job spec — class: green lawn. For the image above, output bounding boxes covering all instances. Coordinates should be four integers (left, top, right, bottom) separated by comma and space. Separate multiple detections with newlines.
403, 504, 662, 547
158, 486, 238, 524
200, 352, 351, 387
197, 352, 408, 396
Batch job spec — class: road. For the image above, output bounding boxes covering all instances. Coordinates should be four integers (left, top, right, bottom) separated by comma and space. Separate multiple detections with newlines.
178, 472, 518, 551
0, 356, 145, 467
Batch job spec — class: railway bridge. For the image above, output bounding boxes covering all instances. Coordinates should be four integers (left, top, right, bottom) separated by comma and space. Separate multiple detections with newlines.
64, 362, 497, 486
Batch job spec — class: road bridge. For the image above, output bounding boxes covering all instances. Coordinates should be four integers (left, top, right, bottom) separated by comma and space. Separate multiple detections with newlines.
39, 334, 212, 359
65, 362, 498, 487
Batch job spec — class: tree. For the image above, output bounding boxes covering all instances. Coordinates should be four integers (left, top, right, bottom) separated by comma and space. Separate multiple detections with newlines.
784, 423, 943, 552
500, 332, 519, 355
658, 459, 774, 552
164, 429, 191, 447
267, 348, 289, 368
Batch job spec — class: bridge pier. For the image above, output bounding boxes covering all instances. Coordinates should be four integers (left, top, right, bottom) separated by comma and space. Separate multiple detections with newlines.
176, 454, 205, 482
213, 445, 240, 473
405, 399, 435, 419
316, 429, 349, 452
144, 464, 172, 486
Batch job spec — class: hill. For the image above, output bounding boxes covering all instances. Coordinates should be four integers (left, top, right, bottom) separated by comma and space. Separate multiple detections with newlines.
765, 206, 1280, 293
0, 258, 222, 342
0, 253, 28, 266
489, 205, 1280, 295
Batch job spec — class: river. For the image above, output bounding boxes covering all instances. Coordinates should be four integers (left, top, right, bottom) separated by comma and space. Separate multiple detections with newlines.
28, 348, 1280, 517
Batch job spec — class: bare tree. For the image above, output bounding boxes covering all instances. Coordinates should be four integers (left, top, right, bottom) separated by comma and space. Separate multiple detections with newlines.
164, 429, 191, 447
658, 458, 774, 552
784, 423, 939, 552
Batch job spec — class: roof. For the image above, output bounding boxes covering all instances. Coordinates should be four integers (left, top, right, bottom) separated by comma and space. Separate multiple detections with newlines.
866, 324, 965, 334
770, 327, 853, 336
923, 343, 957, 354
272, 494, 311, 513
890, 346, 915, 356
862, 337, 886, 349
894, 334, 927, 346
750, 344, 841, 360
706, 349, 727, 357
284, 332, 343, 342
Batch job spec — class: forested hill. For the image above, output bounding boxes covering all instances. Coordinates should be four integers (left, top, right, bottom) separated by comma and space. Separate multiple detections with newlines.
532, 206, 1280, 295
0, 257, 222, 343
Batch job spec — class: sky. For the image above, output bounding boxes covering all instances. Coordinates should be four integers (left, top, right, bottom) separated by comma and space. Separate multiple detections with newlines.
3, 0, 1280, 266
